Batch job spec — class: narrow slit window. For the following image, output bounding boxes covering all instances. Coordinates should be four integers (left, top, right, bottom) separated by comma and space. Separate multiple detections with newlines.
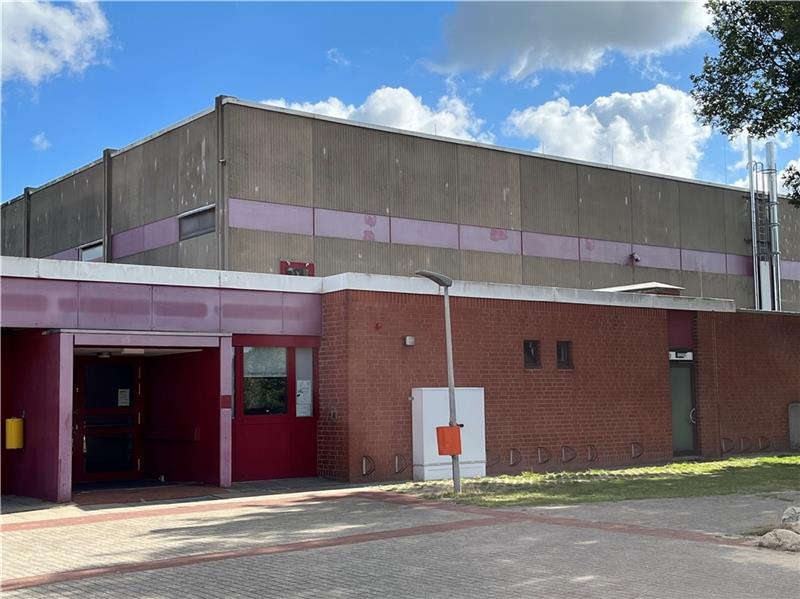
523, 340, 541, 369
80, 241, 103, 262
179, 207, 215, 240
556, 341, 573, 369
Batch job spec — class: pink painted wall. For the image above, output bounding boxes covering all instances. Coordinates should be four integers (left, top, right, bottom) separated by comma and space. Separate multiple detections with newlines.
142, 349, 221, 485
1, 330, 72, 502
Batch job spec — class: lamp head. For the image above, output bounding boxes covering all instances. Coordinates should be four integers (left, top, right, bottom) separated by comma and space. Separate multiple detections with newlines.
415, 269, 453, 288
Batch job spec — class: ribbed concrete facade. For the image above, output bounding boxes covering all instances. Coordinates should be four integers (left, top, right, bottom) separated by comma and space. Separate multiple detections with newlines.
4, 97, 800, 311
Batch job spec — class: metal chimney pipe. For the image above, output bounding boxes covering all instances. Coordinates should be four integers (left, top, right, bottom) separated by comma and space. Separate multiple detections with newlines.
747, 138, 760, 310
765, 142, 782, 311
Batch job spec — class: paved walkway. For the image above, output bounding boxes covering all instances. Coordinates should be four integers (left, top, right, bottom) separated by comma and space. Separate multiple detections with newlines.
2, 487, 798, 598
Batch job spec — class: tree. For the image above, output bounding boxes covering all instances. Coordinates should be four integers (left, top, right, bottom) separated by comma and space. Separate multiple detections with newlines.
690, 0, 800, 206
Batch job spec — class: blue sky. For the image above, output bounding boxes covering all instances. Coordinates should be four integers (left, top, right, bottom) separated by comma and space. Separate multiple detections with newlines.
3, 1, 798, 201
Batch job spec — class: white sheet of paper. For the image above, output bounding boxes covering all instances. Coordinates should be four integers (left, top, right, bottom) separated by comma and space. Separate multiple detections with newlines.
296, 380, 312, 417
117, 388, 131, 407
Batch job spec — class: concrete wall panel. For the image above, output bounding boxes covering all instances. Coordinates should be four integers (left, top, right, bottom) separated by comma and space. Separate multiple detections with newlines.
388, 135, 458, 222
522, 256, 580, 288
313, 120, 389, 215
226, 105, 313, 206
458, 146, 520, 230
578, 166, 631, 242
678, 182, 725, 252
520, 156, 579, 236
390, 243, 461, 279
460, 250, 522, 284
681, 271, 728, 300
112, 113, 216, 233
579, 261, 634, 289
228, 229, 313, 274
1, 199, 26, 256
631, 175, 679, 247
780, 200, 800, 261
114, 244, 178, 267
632, 266, 683, 287
30, 163, 103, 257
724, 189, 753, 256
781, 279, 800, 312
728, 274, 756, 309
179, 231, 218, 270
314, 237, 392, 276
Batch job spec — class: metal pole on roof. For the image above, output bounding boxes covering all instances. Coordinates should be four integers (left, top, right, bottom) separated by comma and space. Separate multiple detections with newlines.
415, 269, 461, 494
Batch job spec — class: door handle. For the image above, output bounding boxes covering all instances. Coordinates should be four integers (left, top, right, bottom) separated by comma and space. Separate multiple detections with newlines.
689, 408, 697, 424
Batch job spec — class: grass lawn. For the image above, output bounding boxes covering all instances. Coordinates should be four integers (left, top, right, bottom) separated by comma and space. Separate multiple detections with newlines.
389, 455, 800, 507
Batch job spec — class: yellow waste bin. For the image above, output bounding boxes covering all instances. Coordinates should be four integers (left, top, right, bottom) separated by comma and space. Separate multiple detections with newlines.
5, 417, 23, 449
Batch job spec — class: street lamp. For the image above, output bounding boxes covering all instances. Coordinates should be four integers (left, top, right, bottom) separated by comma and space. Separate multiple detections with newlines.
415, 269, 461, 494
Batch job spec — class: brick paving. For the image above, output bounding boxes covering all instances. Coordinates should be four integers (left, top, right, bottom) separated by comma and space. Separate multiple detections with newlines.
2, 488, 798, 598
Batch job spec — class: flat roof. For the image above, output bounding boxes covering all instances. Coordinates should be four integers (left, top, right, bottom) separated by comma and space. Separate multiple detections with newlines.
0, 256, 736, 313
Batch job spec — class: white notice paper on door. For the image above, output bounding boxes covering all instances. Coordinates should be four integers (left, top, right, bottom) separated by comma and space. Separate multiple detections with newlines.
118, 388, 131, 407
296, 380, 312, 417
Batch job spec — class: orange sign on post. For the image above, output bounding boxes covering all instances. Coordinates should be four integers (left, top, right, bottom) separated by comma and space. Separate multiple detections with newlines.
436, 425, 462, 456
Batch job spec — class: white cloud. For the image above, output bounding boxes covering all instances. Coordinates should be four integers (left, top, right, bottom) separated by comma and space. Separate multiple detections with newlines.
326, 48, 350, 68
505, 84, 711, 178
440, 2, 710, 81
31, 132, 52, 150
2, 1, 110, 85
262, 86, 492, 142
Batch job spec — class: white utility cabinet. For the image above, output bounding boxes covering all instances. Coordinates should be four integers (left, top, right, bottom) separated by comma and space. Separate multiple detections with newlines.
411, 387, 486, 481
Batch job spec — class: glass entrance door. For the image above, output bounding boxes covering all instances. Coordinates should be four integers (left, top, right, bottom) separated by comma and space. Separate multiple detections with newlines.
73, 359, 143, 483
670, 363, 696, 455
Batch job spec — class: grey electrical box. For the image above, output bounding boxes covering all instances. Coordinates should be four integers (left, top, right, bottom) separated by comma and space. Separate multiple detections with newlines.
790, 403, 800, 450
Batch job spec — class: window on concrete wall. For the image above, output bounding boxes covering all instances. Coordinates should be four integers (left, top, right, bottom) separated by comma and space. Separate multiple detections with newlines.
80, 241, 103, 262
556, 341, 573, 369
523, 340, 541, 369
243, 347, 287, 415
179, 206, 215, 241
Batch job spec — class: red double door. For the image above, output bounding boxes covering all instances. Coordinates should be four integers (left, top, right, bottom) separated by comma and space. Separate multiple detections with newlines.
232, 336, 318, 481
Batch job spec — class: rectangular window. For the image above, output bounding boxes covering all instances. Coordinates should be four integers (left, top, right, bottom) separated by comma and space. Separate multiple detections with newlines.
243, 347, 287, 415
179, 206, 215, 241
80, 241, 103, 262
295, 347, 313, 417
523, 340, 541, 369
556, 341, 573, 369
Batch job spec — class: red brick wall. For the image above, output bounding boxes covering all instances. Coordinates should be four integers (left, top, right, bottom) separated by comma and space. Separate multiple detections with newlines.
319, 291, 675, 482
695, 311, 800, 458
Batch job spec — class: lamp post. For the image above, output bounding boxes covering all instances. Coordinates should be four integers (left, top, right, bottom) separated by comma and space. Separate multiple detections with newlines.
415, 270, 461, 494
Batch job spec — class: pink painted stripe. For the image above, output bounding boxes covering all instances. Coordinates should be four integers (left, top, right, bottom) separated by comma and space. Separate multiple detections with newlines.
460, 224, 521, 255
632, 244, 681, 270
391, 217, 459, 250
580, 238, 632, 265
315, 208, 389, 242
111, 216, 178, 259
522, 232, 579, 260
228, 198, 313, 235
781, 259, 800, 281
47, 247, 80, 261
681, 249, 727, 275
726, 254, 754, 277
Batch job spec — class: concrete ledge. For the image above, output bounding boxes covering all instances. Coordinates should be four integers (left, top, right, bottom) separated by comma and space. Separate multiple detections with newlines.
1, 257, 737, 313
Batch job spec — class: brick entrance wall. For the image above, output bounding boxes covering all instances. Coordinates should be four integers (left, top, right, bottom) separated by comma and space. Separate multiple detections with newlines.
319, 291, 675, 482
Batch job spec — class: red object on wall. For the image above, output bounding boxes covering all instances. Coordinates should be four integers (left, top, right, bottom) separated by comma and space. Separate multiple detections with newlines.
280, 260, 315, 276
436, 426, 462, 456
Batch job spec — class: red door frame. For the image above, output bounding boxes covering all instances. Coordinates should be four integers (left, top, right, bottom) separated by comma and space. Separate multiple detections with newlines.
231, 335, 320, 481
72, 357, 144, 484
